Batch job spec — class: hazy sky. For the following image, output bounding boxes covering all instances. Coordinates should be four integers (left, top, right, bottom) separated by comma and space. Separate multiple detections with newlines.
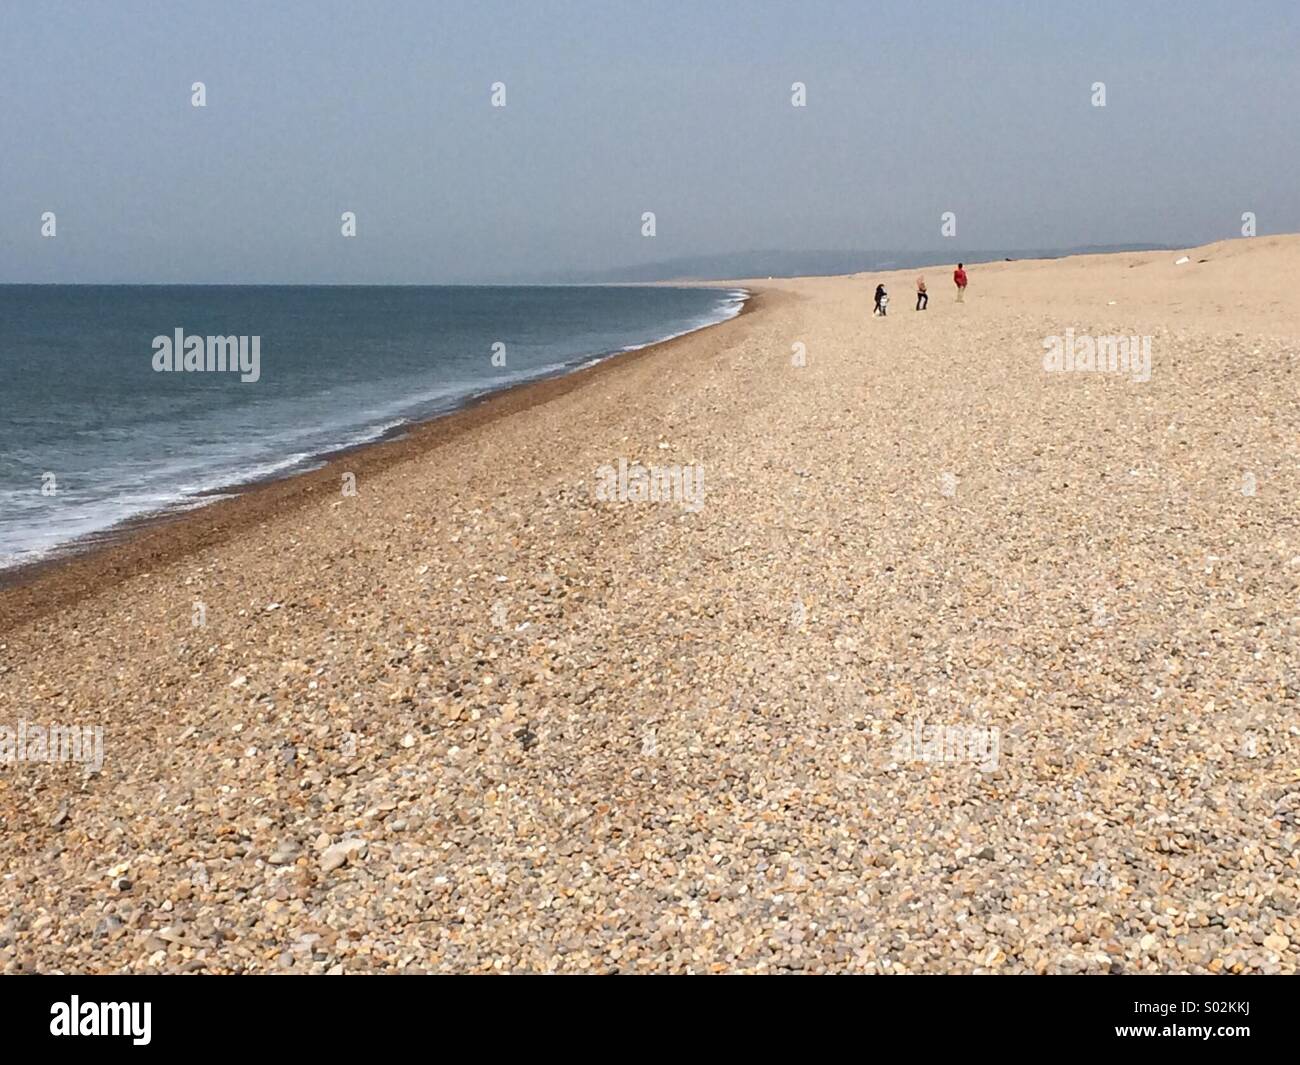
3, 0, 1297, 283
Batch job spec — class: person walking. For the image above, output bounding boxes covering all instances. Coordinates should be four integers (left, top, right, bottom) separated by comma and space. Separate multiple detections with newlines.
915, 275, 928, 310
873, 283, 888, 316
953, 263, 968, 302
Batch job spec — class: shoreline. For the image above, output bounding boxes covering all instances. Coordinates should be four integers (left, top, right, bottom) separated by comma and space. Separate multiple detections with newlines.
0, 290, 761, 633
4, 236, 1299, 973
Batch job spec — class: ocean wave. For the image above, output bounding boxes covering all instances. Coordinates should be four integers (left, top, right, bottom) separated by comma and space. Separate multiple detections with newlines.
0, 287, 749, 572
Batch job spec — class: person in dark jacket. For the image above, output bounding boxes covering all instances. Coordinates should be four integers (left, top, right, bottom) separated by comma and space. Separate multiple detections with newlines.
874, 283, 888, 316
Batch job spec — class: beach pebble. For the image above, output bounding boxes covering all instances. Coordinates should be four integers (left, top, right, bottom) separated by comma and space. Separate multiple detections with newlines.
319, 840, 368, 874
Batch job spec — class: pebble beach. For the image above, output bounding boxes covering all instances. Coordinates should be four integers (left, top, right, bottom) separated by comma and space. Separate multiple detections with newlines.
2, 236, 1298, 974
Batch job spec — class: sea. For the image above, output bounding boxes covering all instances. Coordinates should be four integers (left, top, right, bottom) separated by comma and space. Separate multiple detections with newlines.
0, 285, 746, 571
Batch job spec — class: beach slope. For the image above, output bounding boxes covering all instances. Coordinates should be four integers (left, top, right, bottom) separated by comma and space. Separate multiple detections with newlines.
2, 236, 1299, 973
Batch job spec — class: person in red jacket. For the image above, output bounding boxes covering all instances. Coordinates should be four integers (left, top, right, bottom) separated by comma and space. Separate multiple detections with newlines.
953, 263, 968, 302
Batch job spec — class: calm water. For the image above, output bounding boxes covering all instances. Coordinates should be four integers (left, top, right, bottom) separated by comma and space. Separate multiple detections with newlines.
0, 285, 745, 569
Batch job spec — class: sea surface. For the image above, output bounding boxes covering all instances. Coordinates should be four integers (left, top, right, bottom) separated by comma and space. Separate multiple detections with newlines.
0, 285, 746, 570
